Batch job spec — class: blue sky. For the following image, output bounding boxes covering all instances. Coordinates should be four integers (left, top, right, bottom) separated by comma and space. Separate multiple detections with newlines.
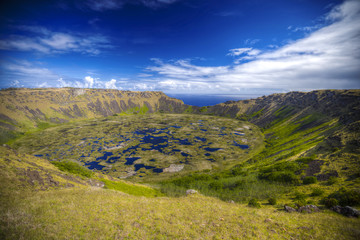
0, 0, 359, 94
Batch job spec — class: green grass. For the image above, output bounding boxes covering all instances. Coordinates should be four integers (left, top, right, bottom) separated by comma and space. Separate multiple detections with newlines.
52, 161, 94, 178
160, 172, 292, 202
101, 179, 162, 197
1, 187, 359, 240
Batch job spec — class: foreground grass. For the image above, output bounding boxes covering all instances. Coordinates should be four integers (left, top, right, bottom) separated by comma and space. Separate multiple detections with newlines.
1, 187, 359, 240
102, 179, 162, 197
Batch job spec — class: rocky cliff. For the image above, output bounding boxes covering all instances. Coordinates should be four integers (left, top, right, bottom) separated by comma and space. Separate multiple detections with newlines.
203, 90, 360, 127
0, 88, 187, 143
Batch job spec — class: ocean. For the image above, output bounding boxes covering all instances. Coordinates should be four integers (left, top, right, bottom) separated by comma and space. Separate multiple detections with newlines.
166, 94, 263, 107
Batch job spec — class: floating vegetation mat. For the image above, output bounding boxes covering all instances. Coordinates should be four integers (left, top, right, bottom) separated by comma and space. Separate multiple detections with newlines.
12, 114, 264, 180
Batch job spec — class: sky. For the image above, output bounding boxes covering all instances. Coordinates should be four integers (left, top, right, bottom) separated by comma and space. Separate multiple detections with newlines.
0, 0, 359, 95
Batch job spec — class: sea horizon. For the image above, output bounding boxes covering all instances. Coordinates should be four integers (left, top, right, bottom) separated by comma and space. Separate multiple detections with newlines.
166, 93, 263, 107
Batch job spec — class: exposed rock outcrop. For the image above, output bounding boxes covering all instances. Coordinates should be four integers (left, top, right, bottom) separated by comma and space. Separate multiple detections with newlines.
331, 206, 360, 218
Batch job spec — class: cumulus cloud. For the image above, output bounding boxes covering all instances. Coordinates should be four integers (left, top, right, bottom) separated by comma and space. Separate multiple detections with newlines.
143, 0, 360, 93
105, 79, 117, 89
0, 25, 111, 55
84, 76, 95, 88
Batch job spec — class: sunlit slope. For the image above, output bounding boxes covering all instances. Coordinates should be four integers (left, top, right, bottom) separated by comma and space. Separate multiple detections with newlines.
0, 88, 187, 143
204, 90, 360, 176
0, 146, 358, 240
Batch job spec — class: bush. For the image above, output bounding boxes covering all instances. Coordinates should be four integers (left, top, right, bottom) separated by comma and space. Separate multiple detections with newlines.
294, 199, 307, 208
52, 161, 93, 178
258, 162, 303, 184
323, 198, 339, 208
248, 198, 261, 208
209, 181, 223, 191
311, 187, 325, 196
328, 188, 360, 206
259, 171, 299, 184
268, 197, 277, 205
327, 176, 338, 185
303, 176, 317, 185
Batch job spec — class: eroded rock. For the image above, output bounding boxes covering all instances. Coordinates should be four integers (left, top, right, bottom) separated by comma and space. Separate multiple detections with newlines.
284, 205, 296, 213
298, 205, 320, 213
186, 189, 197, 195
163, 164, 184, 173
331, 206, 359, 218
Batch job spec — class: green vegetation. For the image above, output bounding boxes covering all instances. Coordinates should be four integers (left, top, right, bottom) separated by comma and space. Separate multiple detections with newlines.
160, 172, 291, 202
184, 106, 193, 113
12, 114, 264, 180
303, 176, 318, 185
323, 198, 339, 208
248, 198, 261, 208
268, 197, 277, 205
1, 89, 360, 239
52, 161, 94, 178
311, 188, 325, 197
258, 161, 307, 184
327, 188, 360, 206
199, 106, 208, 112
102, 179, 161, 197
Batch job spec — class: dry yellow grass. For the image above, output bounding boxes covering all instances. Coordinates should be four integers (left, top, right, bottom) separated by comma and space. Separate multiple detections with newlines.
2, 187, 359, 240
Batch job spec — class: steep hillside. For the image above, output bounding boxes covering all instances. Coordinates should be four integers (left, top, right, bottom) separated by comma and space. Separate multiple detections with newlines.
205, 90, 360, 174
0, 88, 187, 143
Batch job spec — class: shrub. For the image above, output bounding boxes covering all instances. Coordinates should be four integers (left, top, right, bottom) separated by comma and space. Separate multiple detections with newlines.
294, 199, 307, 208
294, 191, 307, 201
268, 197, 277, 205
52, 161, 93, 178
248, 198, 261, 208
328, 188, 360, 206
303, 176, 317, 185
259, 171, 299, 184
296, 156, 315, 164
199, 106, 208, 113
323, 198, 339, 208
327, 176, 338, 185
258, 162, 303, 184
209, 181, 223, 191
311, 187, 325, 197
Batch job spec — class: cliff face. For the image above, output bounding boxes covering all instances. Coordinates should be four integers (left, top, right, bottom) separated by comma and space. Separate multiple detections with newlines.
0, 88, 187, 143
204, 90, 360, 127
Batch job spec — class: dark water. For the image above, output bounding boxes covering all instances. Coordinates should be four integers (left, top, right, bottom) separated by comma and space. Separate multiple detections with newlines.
86, 161, 106, 170
233, 141, 249, 149
125, 157, 141, 165
166, 94, 262, 107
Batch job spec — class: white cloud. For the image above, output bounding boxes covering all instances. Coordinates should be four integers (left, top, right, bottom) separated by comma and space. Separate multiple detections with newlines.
227, 48, 261, 63
105, 79, 117, 89
0, 26, 111, 55
143, 1, 360, 93
84, 76, 95, 88
227, 48, 252, 56
37, 82, 49, 88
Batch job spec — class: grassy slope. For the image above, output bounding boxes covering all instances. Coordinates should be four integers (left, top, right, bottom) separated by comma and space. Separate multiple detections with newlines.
1, 148, 359, 240
3, 188, 360, 240
1, 89, 360, 239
